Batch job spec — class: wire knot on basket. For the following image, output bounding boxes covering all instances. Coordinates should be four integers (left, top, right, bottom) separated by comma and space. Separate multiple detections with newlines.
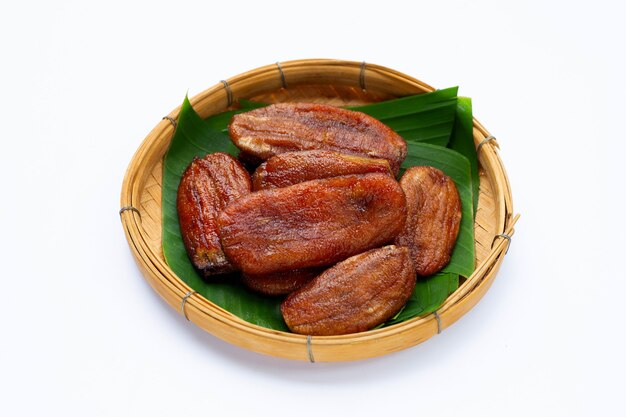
181, 291, 198, 321
359, 61, 367, 91
276, 62, 288, 89
162, 116, 177, 128
119, 205, 140, 219
434, 310, 442, 334
306, 335, 315, 363
221, 80, 233, 107
477, 135, 499, 155
492, 233, 512, 254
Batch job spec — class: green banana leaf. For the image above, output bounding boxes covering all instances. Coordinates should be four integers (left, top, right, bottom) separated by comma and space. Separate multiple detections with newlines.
162, 91, 475, 332
211, 88, 459, 146
350, 87, 459, 146
402, 142, 475, 278
385, 272, 459, 325
162, 97, 289, 330
381, 141, 475, 326
449, 97, 479, 215
204, 99, 267, 132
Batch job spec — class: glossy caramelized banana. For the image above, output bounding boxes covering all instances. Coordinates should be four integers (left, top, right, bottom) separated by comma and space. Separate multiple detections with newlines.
394, 166, 462, 276
281, 246, 416, 336
217, 173, 407, 275
242, 268, 322, 296
229, 103, 407, 174
251, 150, 392, 190
177, 153, 251, 276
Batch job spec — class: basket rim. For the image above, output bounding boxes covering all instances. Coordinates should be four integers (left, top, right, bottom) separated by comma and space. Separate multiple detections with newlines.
120, 58, 518, 361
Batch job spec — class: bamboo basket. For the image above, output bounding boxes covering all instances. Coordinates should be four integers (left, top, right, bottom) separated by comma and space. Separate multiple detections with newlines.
120, 59, 518, 362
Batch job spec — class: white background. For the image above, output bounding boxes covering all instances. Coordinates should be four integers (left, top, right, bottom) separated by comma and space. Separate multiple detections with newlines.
1, 1, 625, 416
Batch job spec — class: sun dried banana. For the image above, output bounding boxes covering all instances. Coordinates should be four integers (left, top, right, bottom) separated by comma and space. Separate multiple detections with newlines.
177, 153, 251, 276
217, 173, 407, 275
252, 150, 391, 190
229, 103, 407, 174
394, 166, 462, 276
281, 245, 416, 335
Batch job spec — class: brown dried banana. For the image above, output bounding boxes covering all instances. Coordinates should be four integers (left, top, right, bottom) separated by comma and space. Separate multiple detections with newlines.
251, 150, 392, 190
394, 166, 462, 276
229, 103, 407, 174
217, 173, 407, 275
281, 245, 416, 336
177, 153, 251, 276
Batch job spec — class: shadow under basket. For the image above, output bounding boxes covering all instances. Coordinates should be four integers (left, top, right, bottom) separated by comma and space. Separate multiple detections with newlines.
120, 59, 518, 362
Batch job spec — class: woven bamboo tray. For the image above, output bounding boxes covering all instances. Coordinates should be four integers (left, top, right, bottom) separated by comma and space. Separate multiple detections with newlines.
120, 59, 518, 362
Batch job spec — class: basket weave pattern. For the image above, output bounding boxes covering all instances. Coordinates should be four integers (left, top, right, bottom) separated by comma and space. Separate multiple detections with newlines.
121, 59, 517, 362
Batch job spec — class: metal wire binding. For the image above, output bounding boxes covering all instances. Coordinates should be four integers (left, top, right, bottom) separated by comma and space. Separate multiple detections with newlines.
162, 116, 177, 128
276, 62, 287, 88
221, 80, 233, 107
477, 135, 498, 155
119, 205, 140, 219
492, 233, 512, 254
359, 61, 367, 91
181, 291, 198, 321
434, 310, 442, 334
307, 335, 315, 363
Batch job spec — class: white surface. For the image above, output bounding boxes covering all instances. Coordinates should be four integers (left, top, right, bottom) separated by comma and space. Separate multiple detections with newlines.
1, 1, 625, 416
